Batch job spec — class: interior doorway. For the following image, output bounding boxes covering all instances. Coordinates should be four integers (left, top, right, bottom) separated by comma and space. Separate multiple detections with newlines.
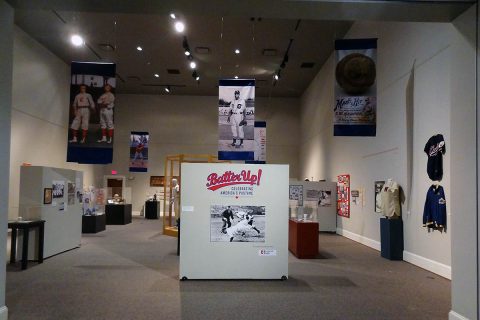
103, 175, 126, 199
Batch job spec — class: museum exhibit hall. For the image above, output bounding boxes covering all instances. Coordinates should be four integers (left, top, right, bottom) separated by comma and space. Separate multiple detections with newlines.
1, 0, 479, 319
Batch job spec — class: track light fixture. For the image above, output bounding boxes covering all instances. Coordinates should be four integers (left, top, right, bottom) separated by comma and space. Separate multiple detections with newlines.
165, 86, 171, 93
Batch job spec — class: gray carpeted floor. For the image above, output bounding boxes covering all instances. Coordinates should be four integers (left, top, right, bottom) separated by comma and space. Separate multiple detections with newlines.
6, 217, 450, 320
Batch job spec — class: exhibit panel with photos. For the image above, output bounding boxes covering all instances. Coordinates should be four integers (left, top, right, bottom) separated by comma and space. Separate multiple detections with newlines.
289, 180, 337, 232
180, 163, 288, 279
18, 166, 83, 258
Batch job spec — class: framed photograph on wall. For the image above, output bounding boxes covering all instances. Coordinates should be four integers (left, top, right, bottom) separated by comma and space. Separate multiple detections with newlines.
44, 188, 53, 204
150, 176, 165, 187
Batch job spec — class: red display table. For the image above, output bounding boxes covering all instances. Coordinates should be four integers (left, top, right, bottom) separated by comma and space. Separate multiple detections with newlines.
288, 219, 319, 258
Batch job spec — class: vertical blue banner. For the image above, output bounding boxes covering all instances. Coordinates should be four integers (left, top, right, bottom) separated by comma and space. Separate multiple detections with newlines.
218, 79, 255, 161
334, 38, 377, 136
67, 62, 116, 164
129, 131, 149, 172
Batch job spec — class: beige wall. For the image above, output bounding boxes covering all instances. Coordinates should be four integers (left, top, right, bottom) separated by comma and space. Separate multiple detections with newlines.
8, 27, 104, 219
105, 94, 300, 212
300, 17, 476, 282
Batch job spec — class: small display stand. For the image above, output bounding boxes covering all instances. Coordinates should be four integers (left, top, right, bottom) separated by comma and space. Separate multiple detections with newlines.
380, 217, 404, 260
145, 201, 160, 219
288, 219, 319, 259
8, 220, 45, 270
105, 204, 132, 225
82, 214, 106, 233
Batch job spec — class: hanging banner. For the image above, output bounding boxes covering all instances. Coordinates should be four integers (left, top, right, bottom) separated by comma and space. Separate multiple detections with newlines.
67, 62, 116, 164
129, 131, 149, 172
337, 174, 350, 218
218, 79, 255, 160
334, 38, 377, 136
246, 121, 266, 164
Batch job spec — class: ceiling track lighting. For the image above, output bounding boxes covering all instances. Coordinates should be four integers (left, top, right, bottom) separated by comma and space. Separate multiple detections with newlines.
165, 86, 171, 93
170, 13, 176, 19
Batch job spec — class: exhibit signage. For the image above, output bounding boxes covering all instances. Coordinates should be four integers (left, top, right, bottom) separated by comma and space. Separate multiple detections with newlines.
180, 163, 289, 279
246, 121, 266, 164
218, 79, 256, 160
334, 38, 377, 136
67, 62, 116, 164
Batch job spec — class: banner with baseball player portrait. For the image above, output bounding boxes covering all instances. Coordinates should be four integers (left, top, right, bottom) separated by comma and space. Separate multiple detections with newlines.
334, 38, 377, 136
129, 131, 149, 172
67, 62, 116, 164
218, 79, 255, 161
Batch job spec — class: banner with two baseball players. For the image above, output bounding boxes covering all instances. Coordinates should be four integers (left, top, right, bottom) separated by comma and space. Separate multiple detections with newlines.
67, 62, 116, 164
218, 79, 255, 161
334, 38, 377, 136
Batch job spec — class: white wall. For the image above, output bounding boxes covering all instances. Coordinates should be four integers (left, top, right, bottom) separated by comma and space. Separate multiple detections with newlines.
105, 94, 300, 212
8, 26, 105, 219
0, 2, 13, 319
449, 6, 478, 320
300, 18, 476, 281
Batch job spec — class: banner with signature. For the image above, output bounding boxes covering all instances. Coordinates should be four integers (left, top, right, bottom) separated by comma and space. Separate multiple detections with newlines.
334, 38, 377, 136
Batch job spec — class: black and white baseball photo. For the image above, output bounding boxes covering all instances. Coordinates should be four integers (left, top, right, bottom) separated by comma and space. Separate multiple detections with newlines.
52, 180, 65, 199
210, 205, 265, 242
218, 85, 255, 152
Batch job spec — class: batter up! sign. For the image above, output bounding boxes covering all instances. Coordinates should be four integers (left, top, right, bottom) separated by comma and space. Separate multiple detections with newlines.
206, 169, 262, 197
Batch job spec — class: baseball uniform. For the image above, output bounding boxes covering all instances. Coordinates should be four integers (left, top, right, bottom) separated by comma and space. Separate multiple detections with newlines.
423, 184, 447, 229
226, 214, 260, 241
424, 134, 446, 181
229, 98, 246, 144
97, 91, 115, 143
70, 91, 95, 143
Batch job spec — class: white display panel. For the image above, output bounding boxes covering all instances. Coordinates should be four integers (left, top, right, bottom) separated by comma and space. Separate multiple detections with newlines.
180, 163, 288, 279
18, 166, 83, 258
289, 180, 337, 232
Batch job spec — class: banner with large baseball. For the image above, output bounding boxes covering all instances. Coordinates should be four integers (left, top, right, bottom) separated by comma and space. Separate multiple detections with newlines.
67, 62, 116, 164
334, 38, 377, 136
218, 79, 255, 161
129, 131, 149, 172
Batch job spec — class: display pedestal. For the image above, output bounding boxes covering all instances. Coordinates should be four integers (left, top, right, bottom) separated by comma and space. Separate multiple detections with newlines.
82, 214, 106, 233
145, 201, 160, 219
105, 204, 132, 225
288, 219, 319, 259
380, 217, 404, 260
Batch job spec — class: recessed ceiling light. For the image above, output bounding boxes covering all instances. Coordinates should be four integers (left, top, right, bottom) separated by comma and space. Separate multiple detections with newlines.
234, 76, 239, 79
175, 21, 185, 33
71, 34, 84, 46
234, 49, 240, 54
154, 73, 159, 78
170, 13, 176, 19
136, 46, 143, 51
184, 50, 191, 56
190, 61, 196, 69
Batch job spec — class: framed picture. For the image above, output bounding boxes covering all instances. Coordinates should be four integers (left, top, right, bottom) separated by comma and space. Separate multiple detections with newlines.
44, 188, 53, 204
150, 176, 165, 187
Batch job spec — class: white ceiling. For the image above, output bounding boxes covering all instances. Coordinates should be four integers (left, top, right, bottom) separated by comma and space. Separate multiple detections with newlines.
8, 0, 474, 97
